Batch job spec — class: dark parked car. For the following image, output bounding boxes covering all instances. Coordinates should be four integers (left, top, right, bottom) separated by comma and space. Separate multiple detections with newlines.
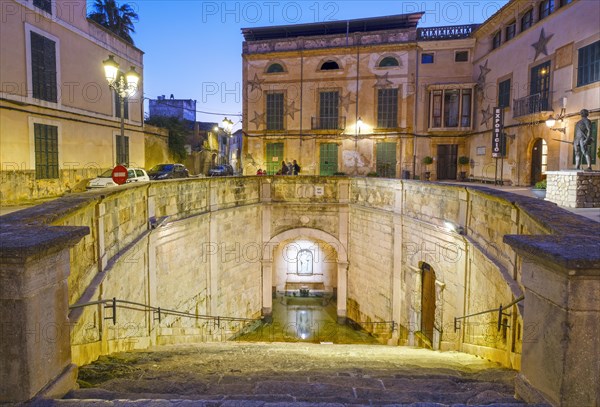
208, 164, 234, 177
148, 163, 189, 180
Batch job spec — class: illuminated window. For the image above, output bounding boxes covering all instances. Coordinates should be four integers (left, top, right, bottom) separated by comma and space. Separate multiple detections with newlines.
541, 139, 548, 174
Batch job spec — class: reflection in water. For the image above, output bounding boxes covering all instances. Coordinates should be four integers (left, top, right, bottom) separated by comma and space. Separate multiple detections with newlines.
235, 296, 381, 344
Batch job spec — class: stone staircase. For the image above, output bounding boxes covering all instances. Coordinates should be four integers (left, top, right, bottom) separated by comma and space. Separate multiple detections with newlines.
34, 342, 549, 406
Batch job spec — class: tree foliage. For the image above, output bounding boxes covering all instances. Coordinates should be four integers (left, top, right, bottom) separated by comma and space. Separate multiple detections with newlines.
145, 116, 189, 162
88, 0, 139, 44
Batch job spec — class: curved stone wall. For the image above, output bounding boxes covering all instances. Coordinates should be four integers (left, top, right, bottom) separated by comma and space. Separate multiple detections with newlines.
1, 176, 599, 405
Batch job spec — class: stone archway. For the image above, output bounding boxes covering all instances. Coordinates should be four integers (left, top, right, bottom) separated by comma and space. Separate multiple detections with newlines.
262, 228, 348, 323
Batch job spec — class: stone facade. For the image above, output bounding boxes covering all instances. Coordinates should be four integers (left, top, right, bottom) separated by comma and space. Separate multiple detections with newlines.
2, 176, 599, 405
0, 0, 150, 204
546, 170, 600, 208
241, 0, 600, 185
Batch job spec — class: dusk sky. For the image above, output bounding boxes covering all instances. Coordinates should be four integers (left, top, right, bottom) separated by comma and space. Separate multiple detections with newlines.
134, 1, 510, 126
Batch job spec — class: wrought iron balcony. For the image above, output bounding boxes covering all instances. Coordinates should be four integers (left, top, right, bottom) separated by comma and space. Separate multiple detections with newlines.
513, 93, 551, 118
311, 116, 346, 130
417, 24, 479, 41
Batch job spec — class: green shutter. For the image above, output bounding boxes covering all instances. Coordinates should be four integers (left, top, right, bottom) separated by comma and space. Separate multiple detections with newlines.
266, 142, 284, 175
319, 144, 338, 175
376, 142, 397, 178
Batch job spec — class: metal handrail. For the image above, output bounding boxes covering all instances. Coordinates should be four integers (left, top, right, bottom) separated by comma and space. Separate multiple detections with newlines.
453, 295, 524, 332
70, 297, 262, 328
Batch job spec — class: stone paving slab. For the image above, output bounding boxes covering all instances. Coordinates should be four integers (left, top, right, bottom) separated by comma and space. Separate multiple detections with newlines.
27, 342, 551, 407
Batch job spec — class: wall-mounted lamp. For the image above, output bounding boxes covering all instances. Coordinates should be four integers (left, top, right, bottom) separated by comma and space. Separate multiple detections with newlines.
545, 97, 567, 133
444, 221, 465, 235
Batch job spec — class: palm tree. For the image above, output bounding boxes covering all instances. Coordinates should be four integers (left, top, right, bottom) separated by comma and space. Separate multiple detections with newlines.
88, 0, 138, 45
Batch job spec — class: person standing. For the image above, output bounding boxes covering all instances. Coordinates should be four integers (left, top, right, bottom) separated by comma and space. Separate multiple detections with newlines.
292, 160, 301, 175
279, 160, 288, 175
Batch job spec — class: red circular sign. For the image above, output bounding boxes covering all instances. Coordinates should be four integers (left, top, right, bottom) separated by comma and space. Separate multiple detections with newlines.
111, 165, 128, 185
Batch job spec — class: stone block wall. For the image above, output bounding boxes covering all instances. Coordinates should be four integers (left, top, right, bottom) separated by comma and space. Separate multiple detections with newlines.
546, 170, 600, 208
2, 175, 598, 404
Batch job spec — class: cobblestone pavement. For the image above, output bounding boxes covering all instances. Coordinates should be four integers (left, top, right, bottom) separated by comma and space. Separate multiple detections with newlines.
29, 342, 548, 407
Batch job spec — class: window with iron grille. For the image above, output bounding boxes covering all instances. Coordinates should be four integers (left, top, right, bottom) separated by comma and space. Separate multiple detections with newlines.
430, 89, 472, 129
266, 92, 284, 130
319, 91, 339, 129
492, 31, 501, 49
505, 21, 516, 41
34, 123, 58, 179
115, 91, 129, 119
521, 9, 533, 31
31, 31, 57, 103
539, 0, 554, 20
498, 78, 512, 108
377, 88, 398, 128
33, 0, 52, 14
577, 41, 600, 87
116, 135, 129, 166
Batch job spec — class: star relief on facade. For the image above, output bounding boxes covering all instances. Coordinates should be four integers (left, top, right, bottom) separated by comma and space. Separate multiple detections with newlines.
477, 60, 491, 86
248, 73, 265, 92
250, 111, 266, 129
480, 105, 493, 127
339, 92, 356, 112
285, 100, 300, 119
373, 72, 393, 88
532, 28, 554, 61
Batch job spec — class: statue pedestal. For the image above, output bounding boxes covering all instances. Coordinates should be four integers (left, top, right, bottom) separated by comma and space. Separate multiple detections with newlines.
546, 170, 600, 208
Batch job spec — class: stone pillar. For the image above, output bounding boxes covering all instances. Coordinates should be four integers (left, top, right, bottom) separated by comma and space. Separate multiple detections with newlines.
504, 234, 600, 407
262, 260, 273, 322
0, 224, 88, 402
337, 262, 348, 323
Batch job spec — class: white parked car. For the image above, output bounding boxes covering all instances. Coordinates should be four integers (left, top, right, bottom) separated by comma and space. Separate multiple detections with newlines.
87, 167, 150, 189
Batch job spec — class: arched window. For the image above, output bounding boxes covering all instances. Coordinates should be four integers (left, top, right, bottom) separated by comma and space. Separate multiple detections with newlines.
320, 60, 340, 70
379, 56, 399, 67
266, 63, 284, 73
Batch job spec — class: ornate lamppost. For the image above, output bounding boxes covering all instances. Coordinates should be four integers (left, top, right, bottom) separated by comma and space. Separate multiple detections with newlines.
222, 117, 234, 165
102, 55, 140, 166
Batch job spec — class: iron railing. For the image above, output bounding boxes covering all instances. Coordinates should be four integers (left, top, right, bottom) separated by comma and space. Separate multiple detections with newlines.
453, 295, 524, 332
513, 94, 551, 118
311, 116, 346, 130
417, 24, 479, 41
70, 297, 262, 328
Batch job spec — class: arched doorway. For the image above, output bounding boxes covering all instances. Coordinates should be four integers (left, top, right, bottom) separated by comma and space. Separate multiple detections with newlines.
263, 228, 348, 323
421, 263, 436, 343
531, 138, 547, 185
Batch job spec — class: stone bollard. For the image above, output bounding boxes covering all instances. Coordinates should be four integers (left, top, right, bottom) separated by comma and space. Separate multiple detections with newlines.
0, 223, 88, 402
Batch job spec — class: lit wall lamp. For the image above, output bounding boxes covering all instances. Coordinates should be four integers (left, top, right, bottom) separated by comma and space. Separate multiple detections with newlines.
444, 221, 465, 235
545, 97, 567, 133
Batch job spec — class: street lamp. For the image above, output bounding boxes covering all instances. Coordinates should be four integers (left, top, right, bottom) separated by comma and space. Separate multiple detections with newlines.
222, 117, 234, 164
103, 54, 140, 165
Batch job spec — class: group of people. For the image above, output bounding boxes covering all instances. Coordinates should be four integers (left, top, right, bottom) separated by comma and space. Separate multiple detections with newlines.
256, 160, 301, 176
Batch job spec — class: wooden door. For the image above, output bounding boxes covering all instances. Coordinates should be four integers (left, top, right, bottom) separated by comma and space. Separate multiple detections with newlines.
376, 142, 397, 178
421, 263, 436, 343
266, 142, 284, 175
436, 144, 458, 180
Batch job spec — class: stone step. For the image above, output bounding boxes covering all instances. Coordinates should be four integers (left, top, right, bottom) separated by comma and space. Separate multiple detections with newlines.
44, 343, 549, 406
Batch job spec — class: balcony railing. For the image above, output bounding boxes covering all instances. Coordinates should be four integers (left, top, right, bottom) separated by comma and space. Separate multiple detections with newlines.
311, 116, 346, 130
417, 24, 479, 41
513, 93, 551, 118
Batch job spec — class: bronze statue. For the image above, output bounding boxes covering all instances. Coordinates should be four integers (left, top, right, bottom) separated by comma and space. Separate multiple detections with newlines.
574, 109, 592, 170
